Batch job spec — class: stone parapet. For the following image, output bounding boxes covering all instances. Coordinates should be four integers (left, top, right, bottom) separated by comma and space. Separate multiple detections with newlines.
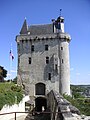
47, 90, 80, 120
16, 33, 71, 43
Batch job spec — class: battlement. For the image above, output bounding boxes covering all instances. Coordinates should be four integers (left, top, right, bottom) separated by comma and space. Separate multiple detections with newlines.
16, 32, 71, 43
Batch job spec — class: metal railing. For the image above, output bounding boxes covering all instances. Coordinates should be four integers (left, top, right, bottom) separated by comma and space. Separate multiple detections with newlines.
0, 112, 29, 120
0, 111, 63, 120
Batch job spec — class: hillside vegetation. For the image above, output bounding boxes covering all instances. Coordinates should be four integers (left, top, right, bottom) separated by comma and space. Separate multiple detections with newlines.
64, 85, 90, 116
0, 82, 23, 110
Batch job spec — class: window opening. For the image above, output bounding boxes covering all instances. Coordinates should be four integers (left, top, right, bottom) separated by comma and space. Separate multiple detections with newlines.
31, 45, 34, 52
45, 45, 48, 51
55, 64, 58, 72
48, 73, 51, 80
61, 47, 63, 50
46, 57, 49, 64
29, 57, 31, 64
62, 59, 64, 63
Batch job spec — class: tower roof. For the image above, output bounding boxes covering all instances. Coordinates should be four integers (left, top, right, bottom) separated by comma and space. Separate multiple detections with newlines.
28, 24, 53, 35
20, 19, 28, 34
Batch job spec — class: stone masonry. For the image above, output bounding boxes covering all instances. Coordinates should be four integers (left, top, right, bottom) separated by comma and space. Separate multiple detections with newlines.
16, 15, 71, 107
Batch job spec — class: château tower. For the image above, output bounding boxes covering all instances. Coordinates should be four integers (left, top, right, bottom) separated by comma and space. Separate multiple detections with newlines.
16, 15, 71, 109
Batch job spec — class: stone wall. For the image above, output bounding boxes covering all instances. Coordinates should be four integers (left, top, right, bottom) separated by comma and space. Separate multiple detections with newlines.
17, 35, 60, 96
47, 90, 80, 120
16, 33, 71, 96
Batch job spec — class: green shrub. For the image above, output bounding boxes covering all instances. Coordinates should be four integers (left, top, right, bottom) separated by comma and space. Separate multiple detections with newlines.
11, 85, 22, 92
0, 82, 23, 110
63, 94, 90, 116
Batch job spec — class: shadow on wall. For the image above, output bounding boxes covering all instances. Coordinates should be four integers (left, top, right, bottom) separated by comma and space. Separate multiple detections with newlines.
44, 54, 58, 81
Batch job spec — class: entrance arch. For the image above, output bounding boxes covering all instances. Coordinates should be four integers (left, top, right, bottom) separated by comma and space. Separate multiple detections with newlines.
35, 97, 47, 112
35, 83, 45, 95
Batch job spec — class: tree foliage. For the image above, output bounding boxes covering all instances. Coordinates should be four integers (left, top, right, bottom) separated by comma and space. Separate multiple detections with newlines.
63, 85, 90, 116
12, 77, 17, 84
64, 94, 90, 116
0, 66, 7, 78
0, 83, 23, 110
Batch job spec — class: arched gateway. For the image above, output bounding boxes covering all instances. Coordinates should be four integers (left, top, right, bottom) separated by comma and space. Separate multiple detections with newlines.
35, 97, 47, 112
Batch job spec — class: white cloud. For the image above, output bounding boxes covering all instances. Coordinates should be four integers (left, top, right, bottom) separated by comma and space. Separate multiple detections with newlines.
7, 73, 11, 77
76, 72, 80, 75
70, 67, 74, 71
88, 73, 90, 76
11, 70, 17, 73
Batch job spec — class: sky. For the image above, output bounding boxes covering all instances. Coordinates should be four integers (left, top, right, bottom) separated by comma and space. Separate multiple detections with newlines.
0, 0, 90, 85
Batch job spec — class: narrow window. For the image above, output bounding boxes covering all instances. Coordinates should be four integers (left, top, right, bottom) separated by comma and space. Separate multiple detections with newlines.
55, 64, 58, 72
29, 57, 31, 64
45, 45, 48, 51
26, 40, 28, 43
61, 47, 63, 50
22, 40, 24, 43
46, 57, 49, 64
31, 45, 34, 52
21, 40, 24, 46
18, 58, 20, 64
17, 43, 20, 51
62, 59, 64, 63
48, 73, 51, 80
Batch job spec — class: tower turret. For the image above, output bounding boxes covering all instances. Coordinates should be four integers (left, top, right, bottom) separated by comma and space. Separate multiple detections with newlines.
56, 16, 64, 33
52, 9, 64, 33
20, 18, 28, 34
56, 14, 71, 95
58, 34, 71, 95
52, 16, 64, 33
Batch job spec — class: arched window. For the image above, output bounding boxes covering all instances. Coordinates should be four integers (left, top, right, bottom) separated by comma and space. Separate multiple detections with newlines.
35, 83, 45, 95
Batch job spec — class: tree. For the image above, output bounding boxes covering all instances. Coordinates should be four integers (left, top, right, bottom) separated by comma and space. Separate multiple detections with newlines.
12, 77, 17, 84
0, 66, 7, 81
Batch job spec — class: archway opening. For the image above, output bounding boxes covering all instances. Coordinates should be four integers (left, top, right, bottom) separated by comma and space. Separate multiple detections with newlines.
35, 97, 47, 112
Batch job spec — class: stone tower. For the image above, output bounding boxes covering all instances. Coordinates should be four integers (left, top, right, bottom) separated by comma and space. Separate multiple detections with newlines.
16, 15, 71, 110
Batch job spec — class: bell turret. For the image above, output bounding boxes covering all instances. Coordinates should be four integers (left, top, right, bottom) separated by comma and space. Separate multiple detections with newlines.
56, 16, 64, 33
52, 9, 65, 33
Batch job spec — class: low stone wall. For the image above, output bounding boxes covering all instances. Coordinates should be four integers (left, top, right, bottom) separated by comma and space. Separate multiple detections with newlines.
47, 90, 80, 120
0, 95, 30, 120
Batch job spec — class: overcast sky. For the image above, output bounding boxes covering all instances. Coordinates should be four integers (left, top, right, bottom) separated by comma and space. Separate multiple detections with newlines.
0, 0, 90, 85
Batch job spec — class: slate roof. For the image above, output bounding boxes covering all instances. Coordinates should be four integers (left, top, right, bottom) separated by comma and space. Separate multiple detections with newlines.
20, 19, 54, 35
20, 19, 28, 34
28, 24, 53, 35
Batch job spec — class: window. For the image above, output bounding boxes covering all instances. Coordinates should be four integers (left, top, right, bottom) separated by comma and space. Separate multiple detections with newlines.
35, 83, 45, 95
17, 43, 20, 51
55, 64, 58, 72
22, 40, 24, 43
31, 45, 34, 52
62, 59, 64, 63
29, 57, 31, 64
46, 57, 49, 64
48, 73, 51, 80
45, 45, 48, 51
61, 47, 63, 50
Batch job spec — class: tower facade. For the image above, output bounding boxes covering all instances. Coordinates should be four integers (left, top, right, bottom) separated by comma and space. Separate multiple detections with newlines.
16, 16, 71, 103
